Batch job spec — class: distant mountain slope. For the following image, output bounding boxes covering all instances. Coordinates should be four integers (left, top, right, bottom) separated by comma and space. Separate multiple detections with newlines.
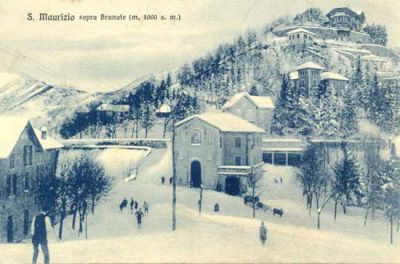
0, 72, 98, 133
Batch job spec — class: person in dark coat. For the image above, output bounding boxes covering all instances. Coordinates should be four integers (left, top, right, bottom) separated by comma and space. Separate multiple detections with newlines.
143, 201, 149, 214
120, 198, 128, 211
31, 205, 55, 264
214, 202, 220, 212
169, 177, 173, 184
161, 176, 165, 185
134, 201, 138, 210
259, 222, 267, 246
130, 198, 135, 212
135, 209, 144, 229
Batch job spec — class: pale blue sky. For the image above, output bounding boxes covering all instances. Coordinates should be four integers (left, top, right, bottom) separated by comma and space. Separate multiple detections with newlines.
0, 0, 398, 92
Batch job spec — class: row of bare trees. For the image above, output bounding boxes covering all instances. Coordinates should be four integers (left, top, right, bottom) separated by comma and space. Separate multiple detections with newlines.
297, 142, 400, 243
36, 155, 112, 240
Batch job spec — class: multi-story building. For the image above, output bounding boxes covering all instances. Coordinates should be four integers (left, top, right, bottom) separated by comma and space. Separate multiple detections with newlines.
174, 112, 264, 195
0, 116, 62, 243
289, 61, 349, 97
222, 92, 274, 134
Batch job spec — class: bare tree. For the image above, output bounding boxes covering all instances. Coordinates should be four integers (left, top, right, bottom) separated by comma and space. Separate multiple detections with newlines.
247, 172, 263, 218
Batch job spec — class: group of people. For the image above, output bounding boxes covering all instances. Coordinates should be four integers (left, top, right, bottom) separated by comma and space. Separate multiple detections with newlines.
160, 176, 173, 185
119, 197, 150, 229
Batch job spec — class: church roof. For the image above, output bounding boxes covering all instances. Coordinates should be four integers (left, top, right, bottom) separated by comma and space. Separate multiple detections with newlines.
222, 92, 274, 110
296, 61, 325, 70
175, 111, 265, 133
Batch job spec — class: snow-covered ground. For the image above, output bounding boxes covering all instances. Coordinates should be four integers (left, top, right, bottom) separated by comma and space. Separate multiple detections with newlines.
1, 145, 399, 263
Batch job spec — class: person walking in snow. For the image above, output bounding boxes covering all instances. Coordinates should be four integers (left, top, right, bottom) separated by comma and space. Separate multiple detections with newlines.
135, 209, 144, 229
143, 201, 149, 214
169, 177, 173, 185
214, 202, 220, 212
134, 201, 138, 210
259, 222, 267, 246
161, 176, 165, 185
120, 198, 128, 211
130, 198, 135, 212
31, 205, 56, 264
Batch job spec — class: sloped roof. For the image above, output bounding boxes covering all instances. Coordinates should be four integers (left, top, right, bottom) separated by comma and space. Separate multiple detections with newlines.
0, 116, 62, 159
222, 92, 274, 110
97, 104, 129, 112
34, 129, 64, 150
175, 111, 265, 133
320, 72, 349, 81
0, 116, 29, 159
296, 61, 325, 70
287, 28, 316, 36
289, 71, 299, 80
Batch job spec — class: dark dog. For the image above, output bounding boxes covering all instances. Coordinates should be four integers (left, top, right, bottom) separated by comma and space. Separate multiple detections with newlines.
256, 201, 269, 213
273, 208, 284, 217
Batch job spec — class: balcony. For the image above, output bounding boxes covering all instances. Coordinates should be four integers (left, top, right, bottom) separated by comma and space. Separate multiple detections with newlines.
218, 163, 263, 176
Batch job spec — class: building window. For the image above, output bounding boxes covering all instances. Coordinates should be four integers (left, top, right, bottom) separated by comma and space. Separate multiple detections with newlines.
191, 130, 202, 145
235, 137, 241, 148
24, 174, 30, 192
9, 154, 15, 169
12, 174, 17, 196
6, 174, 11, 196
23, 145, 33, 166
234, 156, 242, 165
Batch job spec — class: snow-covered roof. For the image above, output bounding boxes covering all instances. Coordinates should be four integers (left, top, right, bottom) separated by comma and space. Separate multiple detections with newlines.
0, 116, 62, 159
175, 111, 265, 133
97, 104, 129, 112
222, 92, 274, 110
289, 71, 299, 80
0, 116, 29, 159
287, 28, 316, 36
34, 129, 64, 150
320, 72, 349, 81
296, 62, 325, 71
158, 103, 171, 114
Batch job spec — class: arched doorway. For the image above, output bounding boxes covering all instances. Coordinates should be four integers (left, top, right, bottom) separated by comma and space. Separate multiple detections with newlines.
190, 161, 202, 188
225, 176, 240, 196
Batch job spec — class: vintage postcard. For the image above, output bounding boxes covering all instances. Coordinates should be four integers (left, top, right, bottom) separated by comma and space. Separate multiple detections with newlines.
0, 0, 399, 263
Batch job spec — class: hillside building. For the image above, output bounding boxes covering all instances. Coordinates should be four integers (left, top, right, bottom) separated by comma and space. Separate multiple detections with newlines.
0, 116, 63, 243
287, 28, 316, 49
289, 61, 349, 97
222, 92, 274, 134
96, 103, 130, 120
174, 112, 264, 196
326, 7, 365, 32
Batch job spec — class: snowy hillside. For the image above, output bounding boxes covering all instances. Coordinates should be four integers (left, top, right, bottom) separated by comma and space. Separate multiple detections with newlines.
0, 72, 97, 132
1, 145, 399, 263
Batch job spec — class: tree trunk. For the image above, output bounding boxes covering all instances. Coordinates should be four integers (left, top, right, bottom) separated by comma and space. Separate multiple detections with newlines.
390, 214, 394, 244
162, 118, 168, 139
91, 196, 95, 214
72, 206, 77, 230
317, 211, 321, 229
342, 204, 347, 215
334, 200, 338, 221
85, 213, 88, 240
58, 199, 66, 240
363, 210, 368, 226
371, 209, 375, 220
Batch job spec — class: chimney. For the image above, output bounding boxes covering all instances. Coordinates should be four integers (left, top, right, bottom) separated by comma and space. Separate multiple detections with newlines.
41, 127, 47, 140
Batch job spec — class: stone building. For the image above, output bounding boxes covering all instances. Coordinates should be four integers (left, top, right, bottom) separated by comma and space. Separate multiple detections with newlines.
289, 61, 349, 97
0, 116, 62, 243
174, 111, 264, 196
222, 92, 274, 134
